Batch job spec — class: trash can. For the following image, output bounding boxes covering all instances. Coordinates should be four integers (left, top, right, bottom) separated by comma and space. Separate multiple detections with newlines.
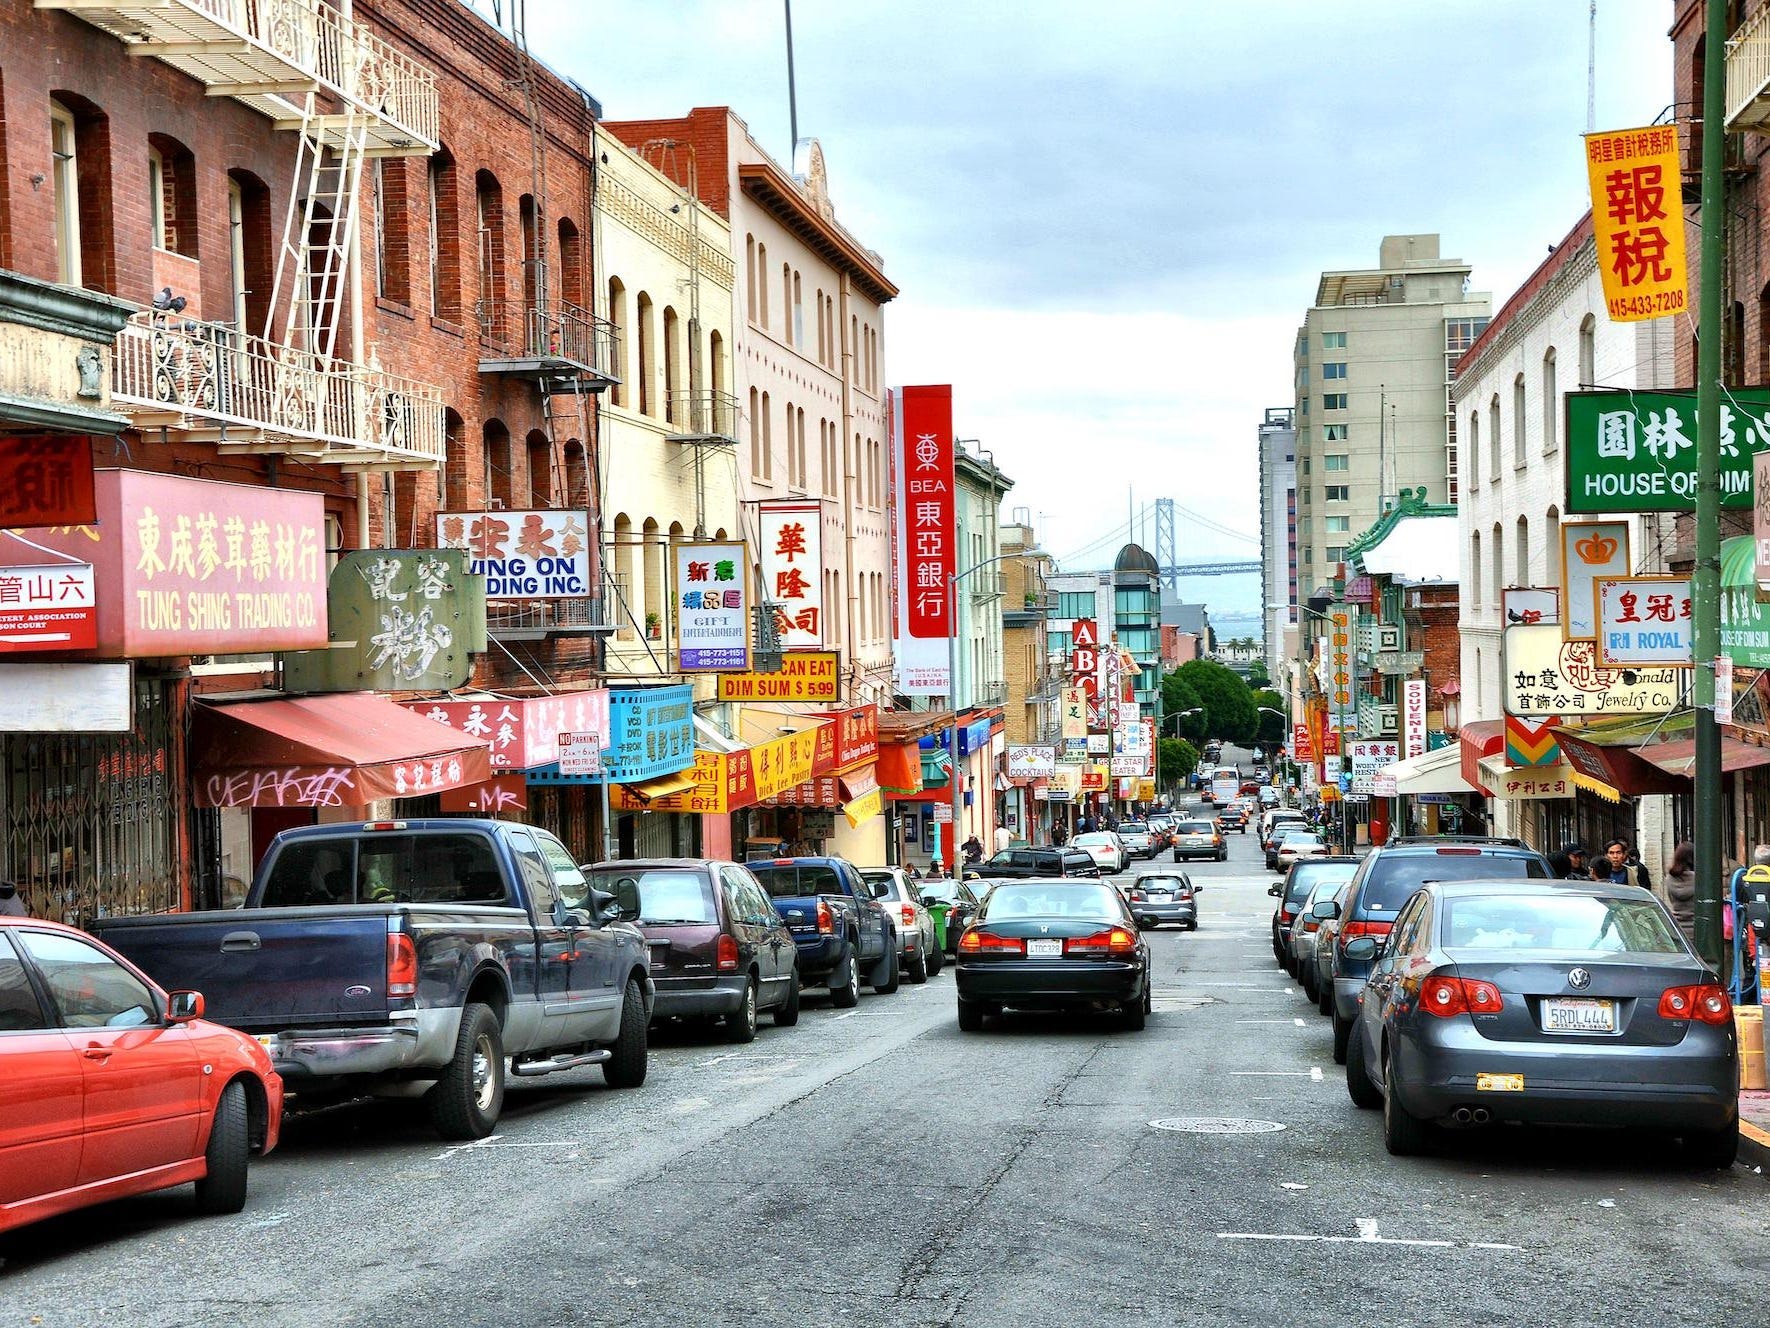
1737, 1005, 1766, 1091
925, 901, 951, 952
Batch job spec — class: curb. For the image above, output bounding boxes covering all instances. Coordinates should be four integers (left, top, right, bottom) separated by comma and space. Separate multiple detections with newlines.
1741, 1120, 1770, 1173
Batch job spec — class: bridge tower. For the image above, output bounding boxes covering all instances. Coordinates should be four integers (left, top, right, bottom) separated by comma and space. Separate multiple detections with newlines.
1153, 498, 1179, 591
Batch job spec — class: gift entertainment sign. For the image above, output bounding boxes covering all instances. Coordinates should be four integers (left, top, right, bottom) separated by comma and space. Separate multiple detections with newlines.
1564, 389, 1770, 513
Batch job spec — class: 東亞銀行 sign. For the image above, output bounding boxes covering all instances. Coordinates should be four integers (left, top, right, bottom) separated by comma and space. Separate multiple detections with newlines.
1564, 388, 1770, 513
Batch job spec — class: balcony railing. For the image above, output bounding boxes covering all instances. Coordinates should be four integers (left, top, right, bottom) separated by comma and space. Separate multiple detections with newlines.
112, 313, 445, 468
486, 595, 612, 641
969, 571, 1007, 602
665, 391, 740, 445
477, 299, 620, 387
37, 0, 439, 153
1730, 6, 1770, 132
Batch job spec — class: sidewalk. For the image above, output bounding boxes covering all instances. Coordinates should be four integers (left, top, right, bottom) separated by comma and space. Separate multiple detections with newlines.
1741, 1091, 1770, 1171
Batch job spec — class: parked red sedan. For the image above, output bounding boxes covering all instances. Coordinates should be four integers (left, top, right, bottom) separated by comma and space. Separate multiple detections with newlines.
0, 916, 282, 1235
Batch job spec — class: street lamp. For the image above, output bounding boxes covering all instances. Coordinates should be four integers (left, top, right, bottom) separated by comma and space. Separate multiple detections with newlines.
1160, 707, 1203, 732
946, 547, 1047, 887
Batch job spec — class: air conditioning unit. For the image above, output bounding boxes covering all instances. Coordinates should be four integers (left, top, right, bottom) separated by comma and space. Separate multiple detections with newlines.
1376, 704, 1398, 734
1377, 625, 1402, 651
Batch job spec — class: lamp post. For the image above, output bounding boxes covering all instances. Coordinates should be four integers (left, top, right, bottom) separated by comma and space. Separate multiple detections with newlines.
947, 547, 1045, 888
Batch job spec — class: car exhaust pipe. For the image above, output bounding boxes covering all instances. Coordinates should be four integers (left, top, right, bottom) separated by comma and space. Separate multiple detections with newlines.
1471, 1107, 1491, 1125
1452, 1107, 1474, 1125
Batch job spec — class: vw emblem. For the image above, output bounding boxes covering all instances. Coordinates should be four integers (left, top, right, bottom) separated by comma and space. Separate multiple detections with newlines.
1040, 924, 1050, 934
1568, 967, 1592, 990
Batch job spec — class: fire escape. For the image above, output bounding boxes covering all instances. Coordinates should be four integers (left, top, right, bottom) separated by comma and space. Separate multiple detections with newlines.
40, 0, 447, 468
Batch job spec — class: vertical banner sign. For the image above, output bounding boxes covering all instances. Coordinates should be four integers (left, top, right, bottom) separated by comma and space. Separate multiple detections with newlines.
673, 541, 750, 671
1293, 722, 1314, 762
757, 501, 823, 649
890, 385, 955, 695
1328, 603, 1354, 740
1584, 123, 1687, 323
1560, 520, 1630, 641
1757, 451, 1770, 589
1061, 686, 1087, 739
1401, 678, 1428, 759
1719, 653, 1735, 727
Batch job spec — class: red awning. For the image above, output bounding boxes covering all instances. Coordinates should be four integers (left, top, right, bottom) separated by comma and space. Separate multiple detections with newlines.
1459, 720, 1504, 795
1550, 729, 1688, 798
193, 693, 493, 808
1635, 736, 1770, 779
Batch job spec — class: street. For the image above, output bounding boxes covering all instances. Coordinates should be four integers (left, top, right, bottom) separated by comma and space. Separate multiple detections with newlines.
2, 813, 1763, 1327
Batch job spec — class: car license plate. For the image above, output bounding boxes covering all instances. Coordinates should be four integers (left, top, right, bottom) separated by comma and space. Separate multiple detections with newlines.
1148, 891, 1170, 901
1026, 938, 1063, 957
1542, 997, 1616, 1033
1476, 1072, 1524, 1092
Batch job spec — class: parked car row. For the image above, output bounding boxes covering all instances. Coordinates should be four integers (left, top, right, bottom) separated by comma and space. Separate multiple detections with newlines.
1268, 835, 1739, 1165
3, 822, 964, 1240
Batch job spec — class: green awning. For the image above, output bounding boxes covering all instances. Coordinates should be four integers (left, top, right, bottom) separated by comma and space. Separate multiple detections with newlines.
920, 749, 953, 787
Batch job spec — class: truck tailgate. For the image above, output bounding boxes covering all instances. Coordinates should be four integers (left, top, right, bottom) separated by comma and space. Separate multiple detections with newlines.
92, 908, 396, 1031
770, 895, 824, 936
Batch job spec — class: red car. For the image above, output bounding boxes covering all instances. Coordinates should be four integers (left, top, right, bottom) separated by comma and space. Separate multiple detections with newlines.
0, 916, 282, 1235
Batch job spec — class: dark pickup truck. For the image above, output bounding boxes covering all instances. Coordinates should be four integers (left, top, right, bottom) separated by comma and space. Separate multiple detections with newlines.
745, 857, 897, 1006
91, 819, 653, 1140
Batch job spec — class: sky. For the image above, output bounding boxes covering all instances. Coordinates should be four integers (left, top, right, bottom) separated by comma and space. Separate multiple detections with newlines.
503, 0, 1672, 617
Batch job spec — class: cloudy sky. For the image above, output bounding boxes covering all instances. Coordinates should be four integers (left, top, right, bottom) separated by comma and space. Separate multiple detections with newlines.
511, 1, 1670, 615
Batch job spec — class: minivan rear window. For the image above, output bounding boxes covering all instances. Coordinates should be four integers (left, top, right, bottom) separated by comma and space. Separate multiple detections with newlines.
587, 867, 715, 925
1284, 862, 1356, 907
1357, 853, 1549, 915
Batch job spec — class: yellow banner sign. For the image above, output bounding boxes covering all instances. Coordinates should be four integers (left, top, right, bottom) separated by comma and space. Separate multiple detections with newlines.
716, 651, 840, 702
611, 726, 823, 815
1585, 124, 1688, 323
842, 787, 883, 828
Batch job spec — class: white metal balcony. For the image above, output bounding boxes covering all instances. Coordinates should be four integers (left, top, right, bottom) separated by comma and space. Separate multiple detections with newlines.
1728, 5, 1770, 132
664, 391, 740, 447
112, 313, 445, 469
35, 0, 438, 154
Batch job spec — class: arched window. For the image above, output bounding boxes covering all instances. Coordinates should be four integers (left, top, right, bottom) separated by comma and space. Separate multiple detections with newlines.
1488, 395, 1501, 482
1545, 505, 1561, 581
1759, 283, 1770, 383
709, 329, 725, 399
760, 390, 773, 481
1513, 373, 1527, 467
612, 514, 635, 638
850, 314, 859, 382
474, 170, 505, 315
563, 440, 588, 508
1578, 313, 1596, 388
662, 305, 679, 423
49, 93, 113, 291
440, 409, 465, 509
1471, 532, 1481, 607
748, 387, 762, 479
796, 407, 807, 490
636, 291, 654, 416
1515, 515, 1529, 587
792, 271, 803, 348
483, 419, 512, 508
227, 168, 273, 336
1541, 348, 1558, 454
526, 429, 551, 507
557, 217, 583, 308
814, 285, 825, 363
606, 277, 628, 408
782, 263, 792, 343
1467, 410, 1479, 489
1491, 522, 1503, 603
1728, 299, 1746, 388
642, 517, 664, 634
147, 132, 198, 258
518, 193, 539, 310
428, 146, 460, 321
756, 242, 768, 327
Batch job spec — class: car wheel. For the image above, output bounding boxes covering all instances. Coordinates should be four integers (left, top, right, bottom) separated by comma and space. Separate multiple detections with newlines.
774, 967, 801, 1027
601, 979, 650, 1089
193, 1079, 251, 1215
830, 946, 861, 1008
872, 943, 901, 995
957, 998, 986, 1031
1686, 1122, 1740, 1170
1120, 991, 1147, 1032
1382, 1051, 1435, 1156
1217, 850, 1227, 862
425, 1001, 506, 1140
1344, 1020, 1382, 1109
725, 976, 759, 1044
1301, 968, 1318, 1003
927, 941, 943, 977
906, 939, 929, 985
1332, 1007, 1352, 1064
1317, 979, 1334, 1017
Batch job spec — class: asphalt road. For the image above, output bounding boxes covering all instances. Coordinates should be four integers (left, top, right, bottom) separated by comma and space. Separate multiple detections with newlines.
5, 810, 1768, 1327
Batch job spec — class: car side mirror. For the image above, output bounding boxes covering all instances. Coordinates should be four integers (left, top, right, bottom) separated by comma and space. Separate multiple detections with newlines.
1312, 900, 1340, 920
1342, 936, 1378, 961
1267, 884, 1282, 897
588, 887, 622, 925
166, 990, 204, 1024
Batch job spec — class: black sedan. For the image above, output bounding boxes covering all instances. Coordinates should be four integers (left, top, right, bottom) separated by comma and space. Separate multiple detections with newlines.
1344, 879, 1739, 1165
954, 879, 1151, 1032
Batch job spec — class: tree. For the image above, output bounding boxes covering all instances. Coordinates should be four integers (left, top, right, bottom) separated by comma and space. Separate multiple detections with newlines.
1247, 659, 1271, 688
1176, 658, 1257, 744
1159, 736, 1199, 789
1251, 689, 1287, 745
1159, 668, 1208, 742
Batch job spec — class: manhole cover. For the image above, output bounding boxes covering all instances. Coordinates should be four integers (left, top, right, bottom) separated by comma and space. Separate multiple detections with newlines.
1149, 1117, 1286, 1135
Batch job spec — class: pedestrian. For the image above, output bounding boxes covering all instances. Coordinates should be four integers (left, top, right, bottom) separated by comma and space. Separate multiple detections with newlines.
1548, 852, 1571, 879
994, 824, 1013, 855
1663, 841, 1697, 944
1078, 813, 1095, 835
1052, 822, 1069, 847
962, 836, 983, 866
1561, 843, 1590, 881
926, 860, 947, 880
0, 879, 24, 917
1598, 839, 1651, 890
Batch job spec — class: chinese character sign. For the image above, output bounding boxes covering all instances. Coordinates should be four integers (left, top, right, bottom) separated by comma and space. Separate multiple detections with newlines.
0, 434, 96, 528
1594, 576, 1693, 667
283, 550, 477, 694
1502, 624, 1680, 718
1585, 124, 1688, 324
1402, 678, 1428, 760
1061, 686, 1088, 739
673, 540, 750, 671
435, 509, 590, 599
758, 502, 824, 650
1564, 389, 1770, 514
0, 563, 96, 653
890, 385, 956, 695
1328, 604, 1355, 735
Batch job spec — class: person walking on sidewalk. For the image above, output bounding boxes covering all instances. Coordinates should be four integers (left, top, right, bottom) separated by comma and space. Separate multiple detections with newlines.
1663, 841, 1697, 946
0, 880, 26, 917
1599, 839, 1652, 891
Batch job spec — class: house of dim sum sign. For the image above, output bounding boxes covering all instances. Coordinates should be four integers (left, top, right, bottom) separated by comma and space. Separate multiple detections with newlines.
1564, 388, 1770, 513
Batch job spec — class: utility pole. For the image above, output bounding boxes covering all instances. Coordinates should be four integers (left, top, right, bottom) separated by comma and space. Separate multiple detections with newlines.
1693, 0, 1726, 970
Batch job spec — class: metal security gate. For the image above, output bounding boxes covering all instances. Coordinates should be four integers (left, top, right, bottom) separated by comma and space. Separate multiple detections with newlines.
2, 677, 181, 923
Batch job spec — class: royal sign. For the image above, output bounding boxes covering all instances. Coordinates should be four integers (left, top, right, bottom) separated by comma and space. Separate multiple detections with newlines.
1594, 576, 1692, 668
436, 509, 590, 599
1584, 124, 1688, 324
1564, 390, 1770, 514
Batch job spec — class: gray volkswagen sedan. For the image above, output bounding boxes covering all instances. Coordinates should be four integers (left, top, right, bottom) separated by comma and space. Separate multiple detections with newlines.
1344, 879, 1738, 1165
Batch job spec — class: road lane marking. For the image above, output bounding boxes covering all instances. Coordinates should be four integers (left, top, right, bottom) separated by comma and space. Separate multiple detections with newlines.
1311, 1066, 1324, 1081
1294, 1018, 1306, 1027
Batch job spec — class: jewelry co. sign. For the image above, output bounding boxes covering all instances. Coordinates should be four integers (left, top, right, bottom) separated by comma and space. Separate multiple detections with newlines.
1564, 388, 1770, 514
1502, 624, 1681, 718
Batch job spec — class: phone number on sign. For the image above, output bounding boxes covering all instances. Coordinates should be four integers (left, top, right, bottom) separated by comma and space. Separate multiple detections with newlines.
1607, 288, 1686, 318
